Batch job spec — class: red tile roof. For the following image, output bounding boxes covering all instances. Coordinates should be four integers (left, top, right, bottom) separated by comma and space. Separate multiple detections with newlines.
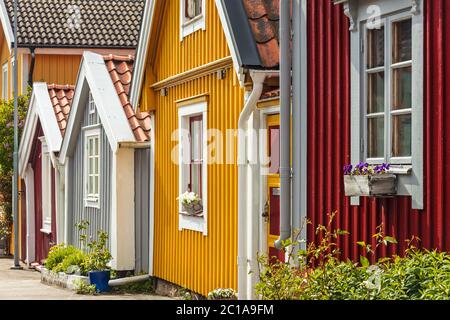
242, 0, 280, 68
48, 84, 75, 136
103, 54, 151, 142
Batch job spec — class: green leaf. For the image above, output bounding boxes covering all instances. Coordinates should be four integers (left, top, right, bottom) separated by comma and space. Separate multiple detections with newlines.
360, 255, 370, 267
337, 230, 350, 236
357, 241, 366, 247
384, 236, 398, 244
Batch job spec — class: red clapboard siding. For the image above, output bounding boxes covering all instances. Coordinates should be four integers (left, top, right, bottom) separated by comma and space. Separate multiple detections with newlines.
306, 0, 450, 263
21, 179, 27, 261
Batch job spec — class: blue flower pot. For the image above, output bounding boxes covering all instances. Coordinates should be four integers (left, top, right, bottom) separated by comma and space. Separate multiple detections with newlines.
88, 270, 111, 293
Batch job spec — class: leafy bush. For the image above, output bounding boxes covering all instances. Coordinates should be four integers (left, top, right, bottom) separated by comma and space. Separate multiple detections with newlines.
74, 279, 97, 295
207, 288, 237, 300
256, 211, 450, 300
0, 90, 30, 218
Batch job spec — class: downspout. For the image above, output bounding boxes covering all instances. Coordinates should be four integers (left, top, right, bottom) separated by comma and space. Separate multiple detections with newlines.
275, 0, 292, 250
237, 70, 266, 300
27, 47, 36, 87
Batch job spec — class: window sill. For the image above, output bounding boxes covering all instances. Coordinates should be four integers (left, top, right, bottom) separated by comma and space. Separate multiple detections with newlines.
84, 199, 100, 209
179, 212, 207, 235
181, 14, 205, 40
40, 228, 52, 235
179, 211, 204, 218
388, 165, 412, 175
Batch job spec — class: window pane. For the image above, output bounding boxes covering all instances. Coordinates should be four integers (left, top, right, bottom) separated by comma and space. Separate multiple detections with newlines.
393, 67, 411, 110
269, 126, 280, 174
94, 137, 99, 155
368, 117, 384, 158
89, 176, 93, 195
89, 138, 94, 156
392, 114, 412, 157
367, 26, 384, 68
190, 163, 202, 196
95, 158, 99, 175
393, 19, 412, 63
95, 176, 99, 195
368, 72, 385, 114
186, 0, 201, 19
190, 118, 202, 161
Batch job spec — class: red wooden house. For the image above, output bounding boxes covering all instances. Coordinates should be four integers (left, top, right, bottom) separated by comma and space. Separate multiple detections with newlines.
300, 0, 449, 262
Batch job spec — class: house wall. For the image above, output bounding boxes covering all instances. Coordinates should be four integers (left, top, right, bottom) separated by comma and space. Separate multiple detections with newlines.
67, 99, 113, 248
32, 54, 82, 85
142, 0, 244, 296
306, 0, 450, 263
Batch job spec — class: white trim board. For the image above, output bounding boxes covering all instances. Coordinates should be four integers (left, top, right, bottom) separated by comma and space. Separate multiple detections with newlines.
59, 51, 136, 164
19, 82, 63, 177
0, 0, 13, 50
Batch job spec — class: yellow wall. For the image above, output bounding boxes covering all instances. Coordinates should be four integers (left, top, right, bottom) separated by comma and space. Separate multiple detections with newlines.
33, 54, 82, 85
144, 0, 245, 295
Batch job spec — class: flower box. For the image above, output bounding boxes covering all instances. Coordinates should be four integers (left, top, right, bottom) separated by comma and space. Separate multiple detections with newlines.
181, 202, 203, 216
344, 174, 397, 197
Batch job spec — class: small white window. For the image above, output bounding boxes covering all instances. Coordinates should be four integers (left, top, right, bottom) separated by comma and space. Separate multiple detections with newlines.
39, 137, 52, 233
180, 0, 206, 40
178, 101, 207, 235
84, 128, 101, 208
2, 62, 8, 100
88, 91, 96, 114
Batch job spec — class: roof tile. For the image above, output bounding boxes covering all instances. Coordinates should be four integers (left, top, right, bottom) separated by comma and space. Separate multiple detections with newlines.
5, 0, 144, 48
103, 55, 151, 142
47, 84, 75, 136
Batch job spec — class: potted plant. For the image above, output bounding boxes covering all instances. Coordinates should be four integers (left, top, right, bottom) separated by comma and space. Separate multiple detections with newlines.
83, 231, 113, 293
343, 162, 397, 197
177, 191, 203, 216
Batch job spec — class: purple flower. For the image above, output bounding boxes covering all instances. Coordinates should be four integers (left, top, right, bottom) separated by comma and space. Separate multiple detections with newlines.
343, 164, 353, 175
375, 163, 391, 174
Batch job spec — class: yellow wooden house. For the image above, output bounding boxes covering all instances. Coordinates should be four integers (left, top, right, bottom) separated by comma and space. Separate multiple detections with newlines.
0, 0, 144, 261
130, 0, 280, 297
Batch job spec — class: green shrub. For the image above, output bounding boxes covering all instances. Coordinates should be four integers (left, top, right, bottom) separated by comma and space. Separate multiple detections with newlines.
256, 212, 450, 300
74, 279, 97, 295
45, 244, 80, 271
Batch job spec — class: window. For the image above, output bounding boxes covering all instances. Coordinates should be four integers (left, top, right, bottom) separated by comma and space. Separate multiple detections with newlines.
40, 137, 52, 233
88, 91, 96, 114
180, 0, 205, 40
364, 16, 412, 164
178, 100, 207, 235
342, 0, 424, 209
189, 115, 203, 196
84, 128, 101, 207
2, 62, 7, 100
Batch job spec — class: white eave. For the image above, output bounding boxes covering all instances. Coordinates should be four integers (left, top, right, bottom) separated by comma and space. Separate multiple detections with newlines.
19, 82, 63, 176
0, 0, 13, 50
59, 51, 136, 165
129, 0, 156, 108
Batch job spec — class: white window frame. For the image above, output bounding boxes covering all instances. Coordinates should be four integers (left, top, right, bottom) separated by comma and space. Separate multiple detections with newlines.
84, 127, 101, 208
363, 13, 413, 165
178, 101, 208, 235
2, 62, 8, 100
342, 0, 424, 209
39, 137, 52, 234
180, 0, 206, 41
88, 91, 96, 114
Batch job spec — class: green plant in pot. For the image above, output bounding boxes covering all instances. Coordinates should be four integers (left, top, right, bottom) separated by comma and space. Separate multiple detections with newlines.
83, 230, 112, 293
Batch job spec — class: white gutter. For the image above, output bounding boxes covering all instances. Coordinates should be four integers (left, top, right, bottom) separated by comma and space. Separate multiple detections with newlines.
237, 70, 269, 300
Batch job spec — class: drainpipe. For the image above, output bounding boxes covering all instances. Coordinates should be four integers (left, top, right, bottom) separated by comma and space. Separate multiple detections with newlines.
28, 47, 36, 87
237, 70, 266, 300
275, 0, 292, 250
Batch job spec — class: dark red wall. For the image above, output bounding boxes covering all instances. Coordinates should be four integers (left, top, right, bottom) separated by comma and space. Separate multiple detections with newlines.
30, 122, 55, 263
20, 179, 27, 261
306, 0, 450, 262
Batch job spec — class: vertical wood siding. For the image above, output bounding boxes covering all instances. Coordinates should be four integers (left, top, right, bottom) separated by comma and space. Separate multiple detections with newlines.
153, 72, 243, 296
306, 0, 450, 262
153, 0, 230, 80
68, 100, 112, 248
143, 0, 244, 296
135, 148, 151, 274
33, 54, 81, 85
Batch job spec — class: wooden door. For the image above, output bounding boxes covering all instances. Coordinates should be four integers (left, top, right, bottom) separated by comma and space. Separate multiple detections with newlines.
266, 114, 284, 262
